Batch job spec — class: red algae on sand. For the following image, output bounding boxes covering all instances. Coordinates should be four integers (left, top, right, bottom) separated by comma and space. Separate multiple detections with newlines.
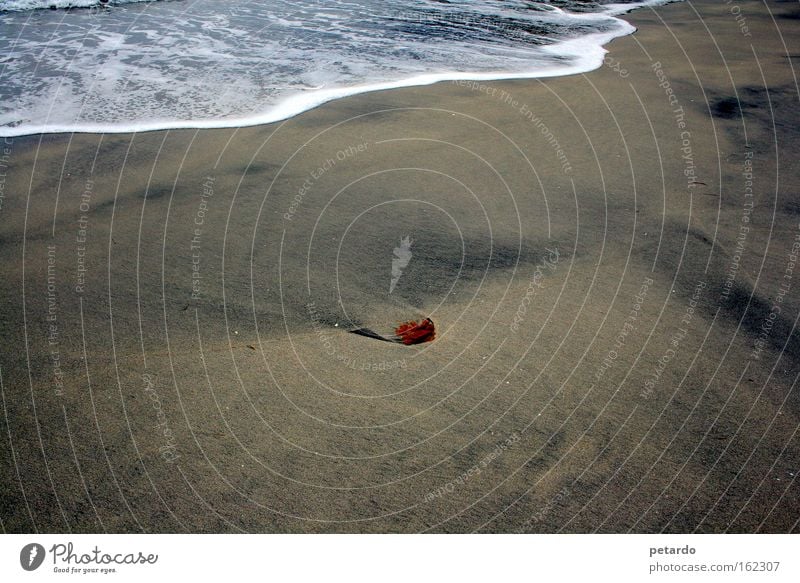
394, 318, 436, 345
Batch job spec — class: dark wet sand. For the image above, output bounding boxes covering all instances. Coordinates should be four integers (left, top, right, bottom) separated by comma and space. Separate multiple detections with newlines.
1, 0, 799, 533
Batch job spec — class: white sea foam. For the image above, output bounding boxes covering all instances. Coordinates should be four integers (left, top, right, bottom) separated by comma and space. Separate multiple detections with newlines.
0, 0, 681, 136
0, 0, 154, 10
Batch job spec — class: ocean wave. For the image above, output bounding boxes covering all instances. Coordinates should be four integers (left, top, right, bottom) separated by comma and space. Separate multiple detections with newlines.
0, 0, 680, 136
0, 0, 157, 11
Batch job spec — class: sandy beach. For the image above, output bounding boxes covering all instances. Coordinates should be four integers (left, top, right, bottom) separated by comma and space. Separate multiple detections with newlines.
1, 0, 798, 533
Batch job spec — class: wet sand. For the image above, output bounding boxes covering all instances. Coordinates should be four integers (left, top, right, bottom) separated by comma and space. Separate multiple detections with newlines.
1, 0, 799, 533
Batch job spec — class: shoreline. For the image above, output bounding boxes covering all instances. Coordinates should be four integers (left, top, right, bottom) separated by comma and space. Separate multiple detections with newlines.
0, 0, 676, 138
0, 0, 798, 533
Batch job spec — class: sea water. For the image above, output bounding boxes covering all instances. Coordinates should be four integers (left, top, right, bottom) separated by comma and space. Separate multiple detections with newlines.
0, 0, 678, 136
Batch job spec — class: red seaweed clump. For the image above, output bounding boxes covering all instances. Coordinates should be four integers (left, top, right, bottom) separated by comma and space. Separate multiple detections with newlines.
394, 318, 436, 345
